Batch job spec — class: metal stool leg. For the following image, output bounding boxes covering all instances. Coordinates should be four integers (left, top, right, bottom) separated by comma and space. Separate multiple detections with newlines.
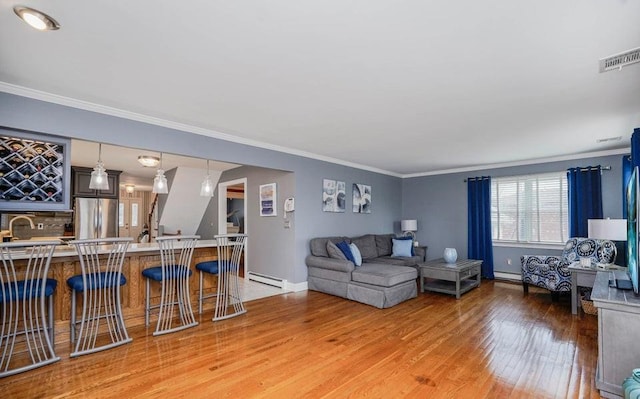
49, 294, 55, 344
145, 278, 150, 326
198, 270, 203, 315
70, 289, 76, 344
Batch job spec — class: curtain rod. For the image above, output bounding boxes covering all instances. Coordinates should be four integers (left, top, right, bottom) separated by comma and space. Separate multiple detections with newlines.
463, 165, 612, 182
573, 165, 611, 171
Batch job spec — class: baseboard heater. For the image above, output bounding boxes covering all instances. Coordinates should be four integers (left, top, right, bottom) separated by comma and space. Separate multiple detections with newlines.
247, 271, 286, 289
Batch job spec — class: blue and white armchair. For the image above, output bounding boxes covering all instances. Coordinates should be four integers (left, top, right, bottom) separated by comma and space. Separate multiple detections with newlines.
521, 237, 617, 296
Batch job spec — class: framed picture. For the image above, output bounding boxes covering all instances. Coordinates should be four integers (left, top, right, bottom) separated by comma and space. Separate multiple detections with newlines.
259, 183, 277, 216
0, 128, 71, 211
322, 179, 345, 212
352, 183, 371, 214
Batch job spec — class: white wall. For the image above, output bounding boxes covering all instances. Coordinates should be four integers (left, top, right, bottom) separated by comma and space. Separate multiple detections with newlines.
160, 167, 221, 235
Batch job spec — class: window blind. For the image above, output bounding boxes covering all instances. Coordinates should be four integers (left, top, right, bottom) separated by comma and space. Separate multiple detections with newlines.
491, 172, 568, 244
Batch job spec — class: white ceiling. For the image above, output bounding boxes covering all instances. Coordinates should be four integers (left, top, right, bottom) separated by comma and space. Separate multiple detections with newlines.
1, 1, 639, 176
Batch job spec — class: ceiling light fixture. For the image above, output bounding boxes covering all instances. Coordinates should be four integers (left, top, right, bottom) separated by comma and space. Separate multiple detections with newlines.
200, 160, 214, 197
138, 155, 160, 168
89, 143, 109, 190
152, 153, 168, 194
13, 6, 60, 31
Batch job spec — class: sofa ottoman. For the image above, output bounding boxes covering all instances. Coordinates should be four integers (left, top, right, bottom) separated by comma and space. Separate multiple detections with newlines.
347, 263, 417, 308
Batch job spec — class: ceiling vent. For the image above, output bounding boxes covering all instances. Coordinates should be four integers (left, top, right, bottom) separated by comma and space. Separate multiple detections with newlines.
599, 47, 640, 72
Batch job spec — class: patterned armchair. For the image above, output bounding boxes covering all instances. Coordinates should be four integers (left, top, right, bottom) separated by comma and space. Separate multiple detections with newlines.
521, 237, 617, 295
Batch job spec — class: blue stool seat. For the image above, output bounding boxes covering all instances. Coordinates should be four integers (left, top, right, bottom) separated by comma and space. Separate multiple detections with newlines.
196, 261, 219, 274
0, 278, 57, 302
142, 265, 193, 281
66, 272, 127, 292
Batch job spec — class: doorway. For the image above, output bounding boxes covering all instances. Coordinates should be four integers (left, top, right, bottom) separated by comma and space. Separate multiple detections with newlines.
218, 178, 247, 276
118, 189, 149, 241
119, 198, 143, 239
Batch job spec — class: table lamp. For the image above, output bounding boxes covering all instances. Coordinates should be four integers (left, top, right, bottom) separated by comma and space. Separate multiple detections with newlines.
401, 219, 418, 245
587, 218, 627, 267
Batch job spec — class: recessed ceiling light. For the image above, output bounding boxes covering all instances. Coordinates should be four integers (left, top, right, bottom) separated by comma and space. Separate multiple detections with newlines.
138, 155, 160, 168
13, 6, 60, 31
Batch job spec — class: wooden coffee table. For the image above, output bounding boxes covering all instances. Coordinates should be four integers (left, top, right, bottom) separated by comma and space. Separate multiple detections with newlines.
419, 258, 482, 299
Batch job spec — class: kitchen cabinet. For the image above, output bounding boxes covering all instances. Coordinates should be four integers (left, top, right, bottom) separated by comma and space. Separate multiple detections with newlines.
71, 166, 121, 199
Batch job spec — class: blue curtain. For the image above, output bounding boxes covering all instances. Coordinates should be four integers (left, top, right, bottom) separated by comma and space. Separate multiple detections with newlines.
631, 128, 640, 169
567, 166, 603, 237
623, 155, 632, 219
467, 176, 494, 279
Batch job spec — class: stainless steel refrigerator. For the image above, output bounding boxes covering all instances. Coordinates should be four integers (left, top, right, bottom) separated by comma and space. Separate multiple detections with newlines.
74, 198, 119, 240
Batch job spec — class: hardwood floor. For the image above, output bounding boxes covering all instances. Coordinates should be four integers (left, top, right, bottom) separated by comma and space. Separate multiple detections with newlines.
1, 281, 601, 398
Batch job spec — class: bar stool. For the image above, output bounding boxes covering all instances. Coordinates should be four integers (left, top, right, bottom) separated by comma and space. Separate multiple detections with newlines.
197, 234, 247, 321
142, 235, 199, 336
0, 241, 60, 377
67, 238, 133, 357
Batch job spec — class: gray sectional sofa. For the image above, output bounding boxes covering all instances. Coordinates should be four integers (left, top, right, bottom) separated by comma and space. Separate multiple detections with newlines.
305, 234, 421, 308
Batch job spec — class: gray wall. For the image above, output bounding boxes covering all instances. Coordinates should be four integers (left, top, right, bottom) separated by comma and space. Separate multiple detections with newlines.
0, 92, 402, 284
402, 154, 627, 275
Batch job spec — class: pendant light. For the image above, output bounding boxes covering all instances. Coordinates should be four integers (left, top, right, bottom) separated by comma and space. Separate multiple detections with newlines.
89, 143, 109, 190
200, 160, 214, 197
152, 153, 168, 194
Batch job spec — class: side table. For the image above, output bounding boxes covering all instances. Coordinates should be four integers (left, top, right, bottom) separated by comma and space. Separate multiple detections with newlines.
419, 258, 482, 299
569, 263, 626, 315
414, 245, 428, 262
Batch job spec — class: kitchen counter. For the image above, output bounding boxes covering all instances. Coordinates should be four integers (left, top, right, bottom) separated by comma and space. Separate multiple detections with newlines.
5, 239, 219, 259
6, 240, 221, 345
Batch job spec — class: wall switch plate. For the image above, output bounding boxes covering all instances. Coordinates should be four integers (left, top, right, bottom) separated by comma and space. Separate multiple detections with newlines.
507, 258, 512, 265
284, 220, 291, 229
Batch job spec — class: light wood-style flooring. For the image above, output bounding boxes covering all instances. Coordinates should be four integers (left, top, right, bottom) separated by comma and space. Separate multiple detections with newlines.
1, 280, 601, 398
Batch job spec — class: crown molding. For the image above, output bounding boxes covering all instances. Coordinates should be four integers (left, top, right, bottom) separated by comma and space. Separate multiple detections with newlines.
401, 147, 631, 178
1, 82, 629, 180
0, 82, 401, 178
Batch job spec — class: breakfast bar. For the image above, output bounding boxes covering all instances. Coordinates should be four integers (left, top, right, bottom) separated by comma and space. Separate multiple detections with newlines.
6, 240, 220, 346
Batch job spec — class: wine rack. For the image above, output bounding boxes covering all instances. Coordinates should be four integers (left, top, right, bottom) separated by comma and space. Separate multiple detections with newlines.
0, 130, 70, 211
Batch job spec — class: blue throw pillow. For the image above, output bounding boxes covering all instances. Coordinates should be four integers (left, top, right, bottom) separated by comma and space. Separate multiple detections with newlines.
394, 236, 415, 255
336, 241, 356, 264
349, 243, 363, 266
392, 238, 413, 257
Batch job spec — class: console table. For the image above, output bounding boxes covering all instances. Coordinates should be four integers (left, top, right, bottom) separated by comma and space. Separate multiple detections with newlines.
419, 258, 482, 299
592, 271, 640, 399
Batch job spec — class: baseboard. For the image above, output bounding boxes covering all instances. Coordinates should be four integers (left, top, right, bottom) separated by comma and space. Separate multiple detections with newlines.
285, 281, 308, 292
494, 271, 521, 282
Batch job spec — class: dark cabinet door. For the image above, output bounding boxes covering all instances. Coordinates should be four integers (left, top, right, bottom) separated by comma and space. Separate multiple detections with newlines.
72, 167, 121, 198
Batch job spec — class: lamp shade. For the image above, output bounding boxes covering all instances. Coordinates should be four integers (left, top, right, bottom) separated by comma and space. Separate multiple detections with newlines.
401, 219, 418, 232
588, 219, 627, 241
89, 162, 109, 190
89, 143, 109, 190
200, 176, 214, 197
152, 169, 168, 194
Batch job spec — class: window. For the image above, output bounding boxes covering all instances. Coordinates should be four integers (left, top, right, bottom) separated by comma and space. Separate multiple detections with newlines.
491, 172, 568, 244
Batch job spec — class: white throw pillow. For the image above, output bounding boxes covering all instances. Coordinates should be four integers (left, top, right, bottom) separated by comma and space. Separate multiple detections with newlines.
349, 243, 363, 266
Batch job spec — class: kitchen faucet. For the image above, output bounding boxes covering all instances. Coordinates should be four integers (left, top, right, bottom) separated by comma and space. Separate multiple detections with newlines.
8, 215, 35, 240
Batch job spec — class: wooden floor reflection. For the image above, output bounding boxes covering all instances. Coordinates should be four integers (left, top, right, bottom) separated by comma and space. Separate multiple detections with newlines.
0, 281, 600, 398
